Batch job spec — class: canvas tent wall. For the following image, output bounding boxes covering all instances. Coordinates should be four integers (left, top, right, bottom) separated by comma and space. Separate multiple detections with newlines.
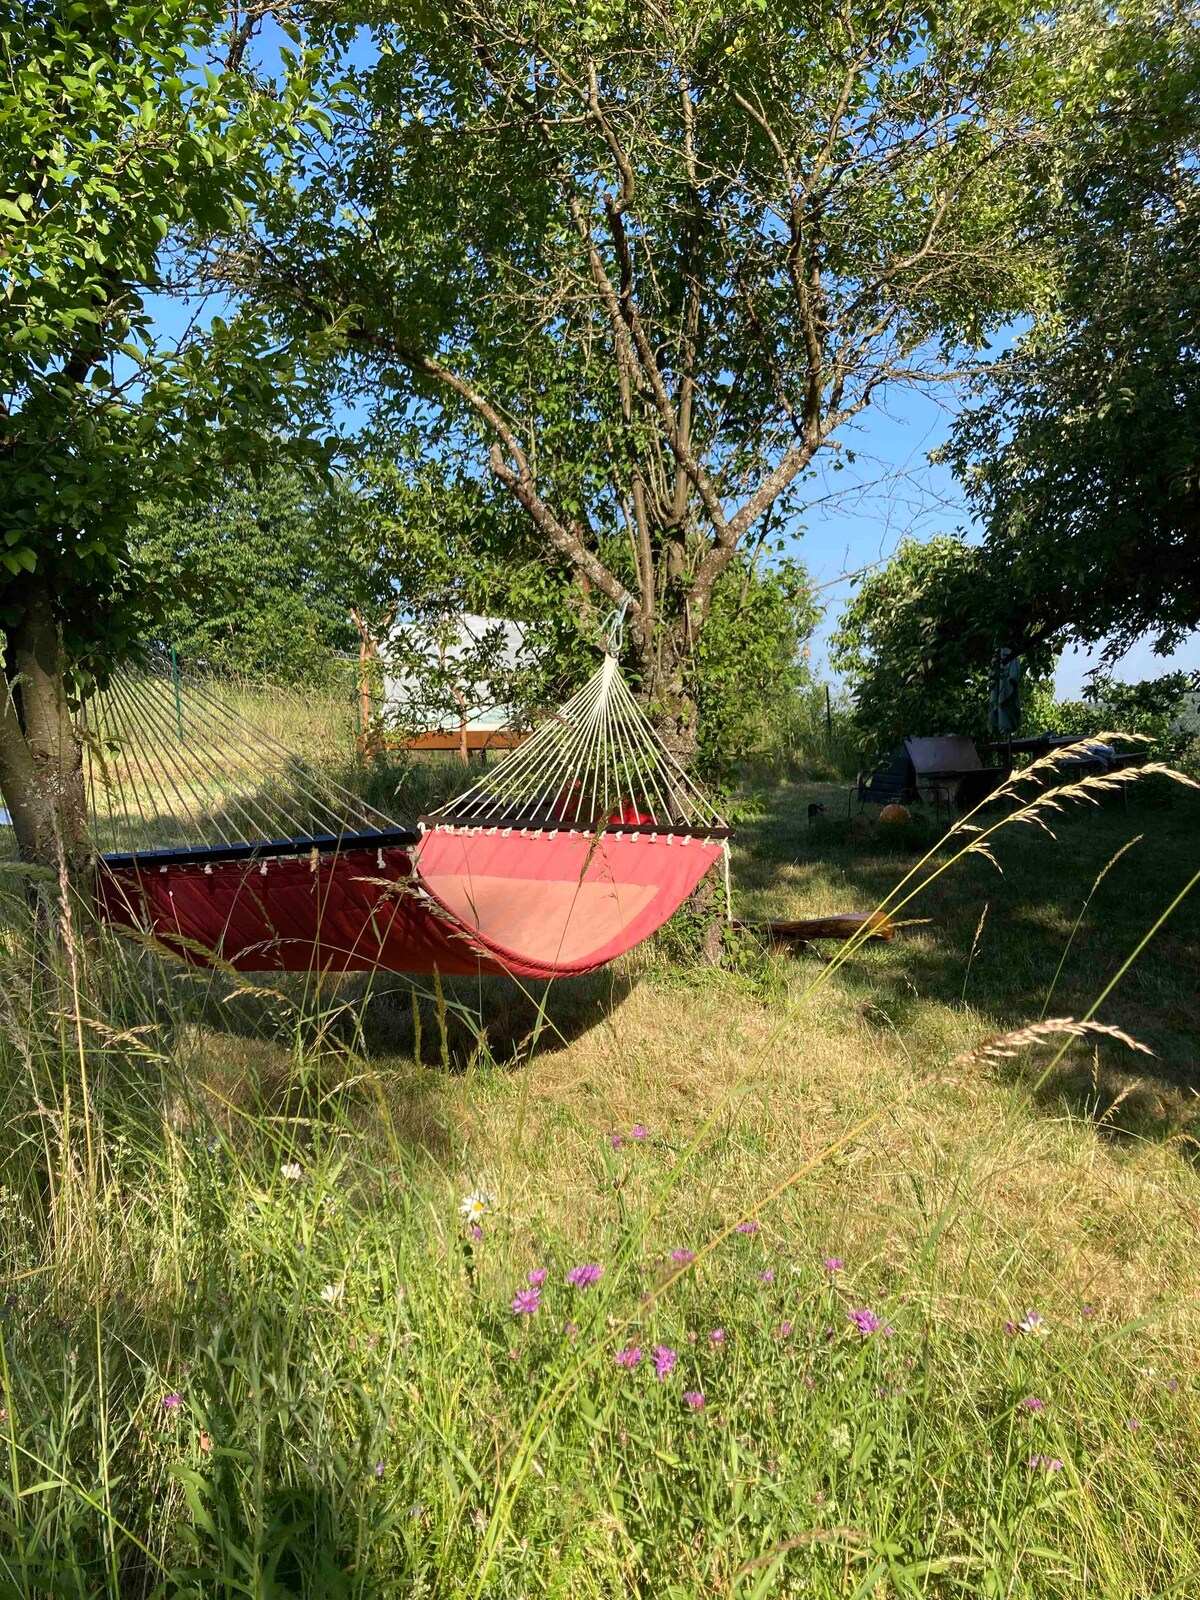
382, 614, 528, 739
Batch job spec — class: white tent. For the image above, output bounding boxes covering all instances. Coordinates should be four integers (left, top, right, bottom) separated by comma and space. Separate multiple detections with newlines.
382, 614, 529, 733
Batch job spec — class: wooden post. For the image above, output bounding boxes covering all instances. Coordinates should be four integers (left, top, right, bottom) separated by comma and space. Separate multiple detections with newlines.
358, 637, 373, 751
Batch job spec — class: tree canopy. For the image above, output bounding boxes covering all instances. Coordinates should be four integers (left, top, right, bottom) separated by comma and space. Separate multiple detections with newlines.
0, 0, 319, 865
131, 468, 357, 684
942, 2, 1200, 663
235, 0, 1114, 757
829, 536, 1063, 746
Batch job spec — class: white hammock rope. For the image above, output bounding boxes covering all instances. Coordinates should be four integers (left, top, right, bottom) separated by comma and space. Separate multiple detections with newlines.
85, 667, 402, 858
428, 654, 727, 833
79, 650, 726, 863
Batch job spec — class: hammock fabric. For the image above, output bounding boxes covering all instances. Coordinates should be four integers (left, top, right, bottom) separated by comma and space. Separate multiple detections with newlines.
90, 653, 729, 978
98, 829, 724, 980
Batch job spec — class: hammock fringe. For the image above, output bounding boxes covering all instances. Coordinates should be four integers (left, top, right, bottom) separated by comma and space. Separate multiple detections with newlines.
89, 653, 730, 977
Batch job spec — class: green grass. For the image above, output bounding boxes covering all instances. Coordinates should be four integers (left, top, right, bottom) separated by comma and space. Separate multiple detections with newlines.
0, 765, 1199, 1597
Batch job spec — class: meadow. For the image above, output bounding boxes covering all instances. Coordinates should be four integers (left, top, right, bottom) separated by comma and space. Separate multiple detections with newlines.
0, 728, 1198, 1598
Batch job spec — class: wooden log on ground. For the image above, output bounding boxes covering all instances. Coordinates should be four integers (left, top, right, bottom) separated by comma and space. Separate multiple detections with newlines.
733, 912, 895, 944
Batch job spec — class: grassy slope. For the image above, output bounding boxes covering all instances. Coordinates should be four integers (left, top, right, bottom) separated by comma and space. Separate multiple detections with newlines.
0, 772, 1198, 1597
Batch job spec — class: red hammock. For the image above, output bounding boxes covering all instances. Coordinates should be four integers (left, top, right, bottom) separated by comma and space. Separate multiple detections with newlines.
98, 825, 725, 979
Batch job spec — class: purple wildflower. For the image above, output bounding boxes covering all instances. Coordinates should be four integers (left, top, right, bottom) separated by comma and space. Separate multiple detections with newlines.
1017, 1310, 1047, 1336
469, 1224, 483, 1242
614, 1345, 642, 1370
1019, 1396, 1045, 1412
566, 1263, 603, 1288
610, 1133, 622, 1150
374, 1462, 385, 1480
736, 1221, 759, 1234
709, 1328, 726, 1347
652, 1345, 677, 1380
1125, 1418, 1141, 1431
528, 1268, 547, 1287
1082, 1304, 1096, 1317
1028, 1454, 1064, 1472
758, 1269, 775, 1284
161, 1393, 182, 1411
563, 1321, 579, 1340
779, 1321, 793, 1339
631, 1125, 648, 1140
683, 1390, 705, 1412
847, 1307, 893, 1337
1004, 1320, 1018, 1335
823, 1257, 845, 1274
671, 1249, 696, 1266
511, 1286, 541, 1316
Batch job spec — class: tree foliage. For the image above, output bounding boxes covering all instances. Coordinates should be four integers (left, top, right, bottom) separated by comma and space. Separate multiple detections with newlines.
131, 469, 357, 684
237, 0, 1104, 757
942, 3, 1200, 662
0, 0, 320, 865
829, 536, 1057, 747
694, 558, 819, 783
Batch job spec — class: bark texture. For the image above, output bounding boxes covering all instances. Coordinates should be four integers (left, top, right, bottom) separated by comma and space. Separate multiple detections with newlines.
0, 574, 91, 880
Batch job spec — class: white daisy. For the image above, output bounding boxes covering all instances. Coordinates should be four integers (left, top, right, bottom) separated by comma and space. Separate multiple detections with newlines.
459, 1188, 495, 1222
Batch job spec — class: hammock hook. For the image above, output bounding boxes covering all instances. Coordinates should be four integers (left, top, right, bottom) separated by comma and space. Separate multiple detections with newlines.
603, 594, 633, 658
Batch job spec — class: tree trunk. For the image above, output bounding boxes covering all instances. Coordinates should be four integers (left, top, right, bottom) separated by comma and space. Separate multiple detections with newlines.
637, 626, 700, 772
633, 616, 727, 959
0, 574, 92, 888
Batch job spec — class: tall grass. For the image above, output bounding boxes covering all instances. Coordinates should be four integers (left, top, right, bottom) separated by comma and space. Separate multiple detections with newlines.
0, 754, 1198, 1596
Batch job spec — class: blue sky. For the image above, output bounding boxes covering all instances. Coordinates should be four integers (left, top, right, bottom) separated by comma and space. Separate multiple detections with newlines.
793, 384, 1200, 699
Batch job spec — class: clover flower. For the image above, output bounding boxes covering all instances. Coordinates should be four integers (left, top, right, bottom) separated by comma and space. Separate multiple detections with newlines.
736, 1221, 759, 1235
1020, 1396, 1045, 1412
1029, 1454, 1064, 1472
566, 1264, 603, 1288
758, 1269, 775, 1284
847, 1307, 892, 1337
653, 1345, 677, 1380
823, 1258, 845, 1274
161, 1393, 182, 1411
280, 1162, 304, 1182
614, 1345, 642, 1370
709, 1328, 726, 1348
630, 1125, 648, 1140
511, 1287, 541, 1316
671, 1249, 696, 1266
683, 1390, 705, 1412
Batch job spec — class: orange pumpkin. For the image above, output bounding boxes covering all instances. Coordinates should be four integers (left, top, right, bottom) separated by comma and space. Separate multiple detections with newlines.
878, 802, 911, 825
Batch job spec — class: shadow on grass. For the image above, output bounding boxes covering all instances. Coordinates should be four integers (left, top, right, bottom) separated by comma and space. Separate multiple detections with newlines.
734, 778, 1200, 1139
187, 960, 635, 1073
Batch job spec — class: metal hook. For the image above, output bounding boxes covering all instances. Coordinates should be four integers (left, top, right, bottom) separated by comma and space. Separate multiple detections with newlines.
603, 593, 633, 657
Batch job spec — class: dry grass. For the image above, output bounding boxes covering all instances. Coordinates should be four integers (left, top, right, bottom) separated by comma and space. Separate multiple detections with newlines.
3, 741, 1199, 1595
